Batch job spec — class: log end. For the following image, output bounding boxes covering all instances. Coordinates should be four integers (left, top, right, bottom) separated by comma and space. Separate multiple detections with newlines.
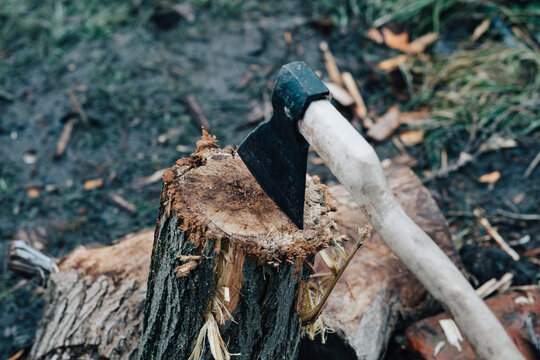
161, 130, 343, 264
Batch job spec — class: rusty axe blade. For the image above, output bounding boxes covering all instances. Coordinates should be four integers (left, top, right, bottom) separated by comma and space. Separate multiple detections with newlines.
237, 62, 329, 229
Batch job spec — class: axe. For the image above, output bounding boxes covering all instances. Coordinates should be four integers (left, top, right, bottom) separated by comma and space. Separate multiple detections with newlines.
238, 62, 523, 360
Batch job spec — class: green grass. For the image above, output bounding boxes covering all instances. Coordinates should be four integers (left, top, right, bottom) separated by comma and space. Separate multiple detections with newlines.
410, 45, 540, 167
308, 0, 540, 169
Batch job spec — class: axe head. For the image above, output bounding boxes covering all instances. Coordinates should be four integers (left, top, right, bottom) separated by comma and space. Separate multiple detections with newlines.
237, 62, 329, 229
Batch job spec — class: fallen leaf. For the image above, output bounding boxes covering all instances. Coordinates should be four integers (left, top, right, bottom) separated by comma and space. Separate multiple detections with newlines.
381, 28, 409, 52
406, 32, 439, 54
399, 130, 425, 146
399, 109, 430, 125
367, 28, 384, 44
478, 134, 517, 153
377, 55, 408, 72
84, 178, 103, 191
27, 188, 40, 198
478, 171, 501, 184
470, 19, 491, 42
367, 106, 400, 141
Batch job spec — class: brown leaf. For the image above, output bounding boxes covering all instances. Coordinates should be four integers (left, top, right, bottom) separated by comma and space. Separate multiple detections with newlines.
367, 28, 384, 44
84, 178, 103, 191
399, 108, 430, 125
377, 55, 408, 72
27, 188, 40, 198
382, 28, 409, 52
399, 130, 425, 146
478, 171, 501, 184
406, 33, 439, 54
367, 106, 400, 141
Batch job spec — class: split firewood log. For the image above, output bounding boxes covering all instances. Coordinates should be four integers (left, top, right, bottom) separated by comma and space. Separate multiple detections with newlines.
299, 164, 461, 360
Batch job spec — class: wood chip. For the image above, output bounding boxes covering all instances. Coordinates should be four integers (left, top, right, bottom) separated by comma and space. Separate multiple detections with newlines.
405, 33, 439, 54
319, 41, 342, 85
175, 260, 199, 277
367, 106, 400, 141
341, 72, 373, 128
324, 82, 354, 106
54, 118, 76, 158
377, 54, 407, 72
473, 208, 520, 261
478, 170, 501, 184
107, 193, 137, 214
27, 188, 40, 198
439, 319, 464, 351
83, 178, 103, 191
367, 28, 384, 44
399, 130, 424, 146
433, 341, 445, 356
381, 28, 409, 52
470, 19, 491, 42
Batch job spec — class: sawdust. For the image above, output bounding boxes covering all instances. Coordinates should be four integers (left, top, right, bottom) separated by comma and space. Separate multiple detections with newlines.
160, 131, 343, 264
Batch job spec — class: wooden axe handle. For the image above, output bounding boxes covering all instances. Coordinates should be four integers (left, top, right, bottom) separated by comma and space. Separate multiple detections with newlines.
299, 100, 524, 360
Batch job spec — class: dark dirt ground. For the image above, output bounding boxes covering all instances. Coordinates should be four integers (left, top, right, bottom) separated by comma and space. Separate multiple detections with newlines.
1, 1, 539, 358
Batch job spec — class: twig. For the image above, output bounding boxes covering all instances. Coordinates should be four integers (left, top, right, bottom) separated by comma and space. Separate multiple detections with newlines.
182, 94, 210, 130
475, 273, 513, 299
54, 118, 76, 158
67, 89, 88, 125
523, 151, 540, 178
496, 209, 540, 221
341, 72, 373, 128
424, 151, 474, 181
473, 208, 520, 261
301, 232, 367, 324
319, 41, 342, 85
107, 193, 137, 215
132, 168, 167, 189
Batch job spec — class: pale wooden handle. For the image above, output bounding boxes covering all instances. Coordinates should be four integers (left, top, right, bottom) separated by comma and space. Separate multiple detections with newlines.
299, 100, 524, 360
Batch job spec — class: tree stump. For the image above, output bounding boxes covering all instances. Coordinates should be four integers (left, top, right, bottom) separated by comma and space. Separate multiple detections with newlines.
138, 131, 342, 360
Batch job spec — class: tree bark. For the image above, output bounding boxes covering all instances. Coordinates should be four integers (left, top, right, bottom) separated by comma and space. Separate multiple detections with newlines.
138, 131, 341, 360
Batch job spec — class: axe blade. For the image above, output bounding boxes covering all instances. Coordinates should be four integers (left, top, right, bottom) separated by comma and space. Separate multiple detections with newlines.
237, 62, 329, 229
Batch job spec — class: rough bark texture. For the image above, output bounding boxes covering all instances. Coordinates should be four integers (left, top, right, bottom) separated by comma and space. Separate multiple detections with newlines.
138, 131, 342, 360
30, 229, 154, 360
301, 164, 461, 360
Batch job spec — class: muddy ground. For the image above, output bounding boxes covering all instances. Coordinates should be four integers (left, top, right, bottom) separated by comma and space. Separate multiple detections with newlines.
1, 1, 538, 358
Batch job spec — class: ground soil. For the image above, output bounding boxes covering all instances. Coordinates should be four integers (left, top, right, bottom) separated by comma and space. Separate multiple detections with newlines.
0, 2, 538, 358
